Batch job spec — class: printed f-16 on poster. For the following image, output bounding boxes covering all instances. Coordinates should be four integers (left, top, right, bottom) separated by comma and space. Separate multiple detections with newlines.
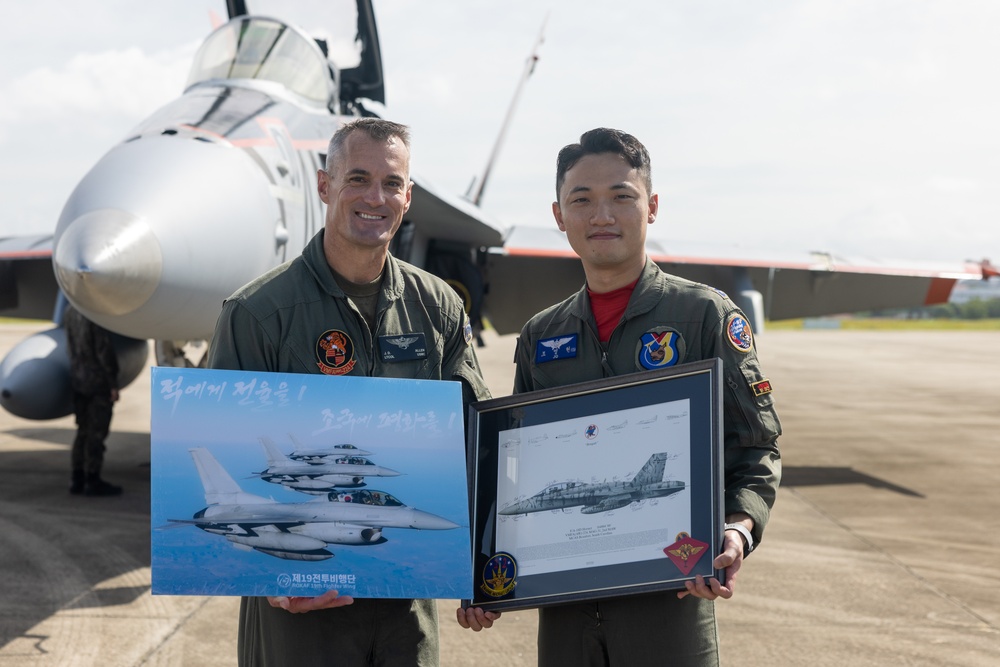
150, 367, 472, 599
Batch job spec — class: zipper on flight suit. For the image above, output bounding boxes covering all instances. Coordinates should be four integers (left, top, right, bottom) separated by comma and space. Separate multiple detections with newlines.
597, 314, 630, 377
344, 297, 382, 375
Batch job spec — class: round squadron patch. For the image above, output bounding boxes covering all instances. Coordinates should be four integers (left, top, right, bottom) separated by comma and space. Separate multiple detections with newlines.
725, 313, 753, 353
316, 329, 356, 375
636, 327, 685, 370
462, 313, 474, 346
480, 552, 517, 599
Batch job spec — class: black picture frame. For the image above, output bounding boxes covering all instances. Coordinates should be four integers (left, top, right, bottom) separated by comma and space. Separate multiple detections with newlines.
464, 358, 725, 612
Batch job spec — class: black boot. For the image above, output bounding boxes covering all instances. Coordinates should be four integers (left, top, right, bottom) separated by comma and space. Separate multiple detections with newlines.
83, 474, 123, 497
69, 469, 85, 495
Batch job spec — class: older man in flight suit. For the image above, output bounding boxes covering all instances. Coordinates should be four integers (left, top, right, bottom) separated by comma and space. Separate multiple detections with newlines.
511, 127, 782, 666
208, 118, 495, 666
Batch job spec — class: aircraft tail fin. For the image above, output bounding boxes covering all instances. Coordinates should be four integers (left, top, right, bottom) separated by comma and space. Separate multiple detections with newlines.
632, 453, 668, 486
189, 448, 270, 506
260, 436, 290, 467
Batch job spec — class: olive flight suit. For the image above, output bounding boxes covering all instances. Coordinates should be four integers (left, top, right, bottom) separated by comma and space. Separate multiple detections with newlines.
209, 230, 491, 667
513, 258, 781, 667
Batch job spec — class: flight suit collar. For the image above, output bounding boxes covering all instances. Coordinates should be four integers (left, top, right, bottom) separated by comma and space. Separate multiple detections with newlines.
623, 258, 667, 317
301, 230, 405, 304
571, 257, 664, 326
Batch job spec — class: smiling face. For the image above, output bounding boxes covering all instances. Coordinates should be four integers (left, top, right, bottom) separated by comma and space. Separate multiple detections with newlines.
318, 131, 412, 255
553, 152, 657, 287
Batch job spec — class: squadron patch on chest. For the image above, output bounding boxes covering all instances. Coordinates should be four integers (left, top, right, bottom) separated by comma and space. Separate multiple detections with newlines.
379, 333, 428, 362
636, 327, 684, 370
534, 334, 578, 364
316, 329, 356, 375
725, 313, 753, 353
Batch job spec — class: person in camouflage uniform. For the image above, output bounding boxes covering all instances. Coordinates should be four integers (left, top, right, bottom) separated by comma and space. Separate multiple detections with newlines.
208, 118, 498, 667
509, 128, 782, 666
64, 305, 122, 496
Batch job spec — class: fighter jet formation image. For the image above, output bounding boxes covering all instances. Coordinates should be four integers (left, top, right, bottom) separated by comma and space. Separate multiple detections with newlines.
168, 448, 457, 562
149, 366, 472, 598
499, 452, 685, 516
255, 437, 399, 493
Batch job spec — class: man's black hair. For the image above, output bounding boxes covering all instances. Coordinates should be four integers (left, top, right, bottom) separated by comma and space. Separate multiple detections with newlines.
555, 128, 652, 200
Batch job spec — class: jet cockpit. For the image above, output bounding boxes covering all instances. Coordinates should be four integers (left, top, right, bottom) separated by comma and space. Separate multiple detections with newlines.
185, 16, 336, 109
326, 490, 404, 506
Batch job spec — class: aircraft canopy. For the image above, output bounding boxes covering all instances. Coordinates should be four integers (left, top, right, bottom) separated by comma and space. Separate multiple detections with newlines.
186, 17, 334, 106
326, 490, 404, 506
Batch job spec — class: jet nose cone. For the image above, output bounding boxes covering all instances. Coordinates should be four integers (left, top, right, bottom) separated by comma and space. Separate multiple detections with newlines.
53, 209, 162, 316
410, 510, 460, 530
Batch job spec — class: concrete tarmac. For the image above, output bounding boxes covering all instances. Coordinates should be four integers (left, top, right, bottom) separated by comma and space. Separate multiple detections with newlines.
0, 323, 997, 666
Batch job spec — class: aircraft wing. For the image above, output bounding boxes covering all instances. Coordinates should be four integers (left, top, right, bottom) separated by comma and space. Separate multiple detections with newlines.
408, 173, 506, 248
168, 517, 305, 529
484, 226, 993, 335
0, 234, 58, 321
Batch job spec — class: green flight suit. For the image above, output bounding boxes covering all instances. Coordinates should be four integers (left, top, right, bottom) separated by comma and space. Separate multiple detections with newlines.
513, 258, 781, 667
208, 230, 491, 667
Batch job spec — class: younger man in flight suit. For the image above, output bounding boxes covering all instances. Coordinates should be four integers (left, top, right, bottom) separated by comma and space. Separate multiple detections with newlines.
510, 127, 781, 666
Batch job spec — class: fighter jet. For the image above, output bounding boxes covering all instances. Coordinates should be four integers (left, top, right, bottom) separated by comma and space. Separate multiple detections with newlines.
0, 0, 996, 421
254, 437, 399, 493
285, 434, 374, 464
0, 0, 507, 420
170, 447, 457, 561
499, 452, 685, 516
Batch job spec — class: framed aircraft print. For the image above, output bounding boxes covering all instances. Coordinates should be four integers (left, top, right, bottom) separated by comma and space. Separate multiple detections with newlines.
464, 359, 725, 612
150, 367, 473, 599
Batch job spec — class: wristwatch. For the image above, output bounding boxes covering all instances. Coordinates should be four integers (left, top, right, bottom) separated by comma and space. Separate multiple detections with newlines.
724, 522, 754, 559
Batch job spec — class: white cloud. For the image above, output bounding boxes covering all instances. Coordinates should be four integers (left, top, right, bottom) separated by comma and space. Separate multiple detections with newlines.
0, 42, 197, 127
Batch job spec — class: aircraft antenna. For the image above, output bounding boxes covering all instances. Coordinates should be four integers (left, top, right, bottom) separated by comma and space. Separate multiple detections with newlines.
468, 14, 547, 207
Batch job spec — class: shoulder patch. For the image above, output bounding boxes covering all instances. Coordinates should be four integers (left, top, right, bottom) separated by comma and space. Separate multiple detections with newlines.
534, 334, 578, 364
636, 327, 685, 370
725, 313, 753, 353
463, 313, 473, 346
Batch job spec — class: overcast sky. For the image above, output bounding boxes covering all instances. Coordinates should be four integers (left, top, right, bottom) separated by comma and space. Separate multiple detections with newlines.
2, 0, 998, 265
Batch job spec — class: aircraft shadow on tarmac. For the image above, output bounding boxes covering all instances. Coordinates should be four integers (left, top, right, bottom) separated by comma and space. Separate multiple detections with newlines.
781, 465, 924, 498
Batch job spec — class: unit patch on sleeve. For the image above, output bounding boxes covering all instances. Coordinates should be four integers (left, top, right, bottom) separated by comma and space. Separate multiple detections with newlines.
379, 333, 428, 362
751, 378, 773, 397
636, 327, 685, 370
463, 313, 474, 346
316, 329, 356, 375
725, 313, 753, 353
534, 334, 578, 364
